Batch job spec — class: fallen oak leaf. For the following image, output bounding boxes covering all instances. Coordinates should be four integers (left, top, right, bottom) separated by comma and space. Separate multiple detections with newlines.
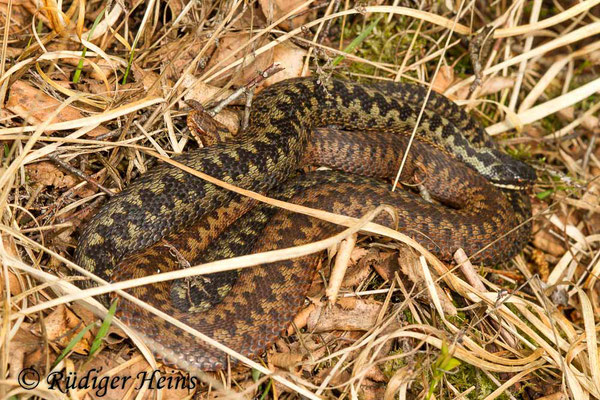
38, 304, 92, 355
6, 80, 109, 137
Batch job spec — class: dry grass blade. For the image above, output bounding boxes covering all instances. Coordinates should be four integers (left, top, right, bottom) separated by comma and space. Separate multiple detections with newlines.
0, 96, 163, 136
488, 76, 600, 135
493, 0, 600, 37
4, 205, 394, 400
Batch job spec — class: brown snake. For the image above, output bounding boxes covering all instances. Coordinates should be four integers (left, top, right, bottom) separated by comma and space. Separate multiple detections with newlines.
74, 77, 535, 371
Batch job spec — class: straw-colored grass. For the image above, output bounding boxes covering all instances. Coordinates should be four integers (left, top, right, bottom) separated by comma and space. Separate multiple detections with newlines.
1, 0, 599, 398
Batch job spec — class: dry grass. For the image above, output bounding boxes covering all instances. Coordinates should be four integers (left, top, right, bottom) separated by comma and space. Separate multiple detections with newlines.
1, 0, 599, 399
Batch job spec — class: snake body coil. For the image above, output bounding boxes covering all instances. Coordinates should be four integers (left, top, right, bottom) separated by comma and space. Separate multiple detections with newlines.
75, 77, 534, 371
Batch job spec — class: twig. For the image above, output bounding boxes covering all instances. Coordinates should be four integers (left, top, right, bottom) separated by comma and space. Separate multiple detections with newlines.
321, 0, 341, 44
209, 63, 284, 116
186, 65, 284, 143
242, 89, 254, 131
454, 248, 518, 349
94, 129, 127, 142
582, 133, 596, 174
47, 153, 115, 197
468, 26, 495, 95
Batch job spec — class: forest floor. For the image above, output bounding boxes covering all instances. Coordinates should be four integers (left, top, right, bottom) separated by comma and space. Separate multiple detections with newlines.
1, 0, 600, 399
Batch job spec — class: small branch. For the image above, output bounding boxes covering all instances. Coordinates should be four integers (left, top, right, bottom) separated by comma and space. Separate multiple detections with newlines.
454, 248, 518, 349
242, 89, 254, 131
468, 26, 495, 95
186, 64, 285, 143
209, 63, 284, 116
48, 153, 115, 197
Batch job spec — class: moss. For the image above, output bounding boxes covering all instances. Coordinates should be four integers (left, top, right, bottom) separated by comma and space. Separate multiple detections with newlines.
445, 364, 505, 399
381, 348, 407, 380
505, 143, 533, 162
337, 13, 427, 79
579, 93, 600, 112
539, 114, 563, 133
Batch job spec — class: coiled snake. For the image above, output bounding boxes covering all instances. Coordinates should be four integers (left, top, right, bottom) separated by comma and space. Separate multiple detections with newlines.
75, 77, 535, 372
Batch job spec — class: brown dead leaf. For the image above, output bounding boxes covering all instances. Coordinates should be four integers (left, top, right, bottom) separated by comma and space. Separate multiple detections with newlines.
532, 228, 567, 258
523, 124, 546, 139
1, 235, 22, 295
2, 47, 25, 59
397, 246, 427, 288
1, 106, 13, 121
258, 0, 310, 30
398, 247, 457, 316
26, 161, 78, 189
532, 201, 567, 258
206, 33, 271, 87
360, 248, 399, 281
350, 247, 369, 263
269, 352, 303, 370
69, 303, 97, 329
342, 260, 372, 287
133, 69, 162, 97
359, 365, 387, 383
336, 296, 358, 309
159, 37, 211, 82
87, 59, 120, 83
480, 77, 515, 96
581, 113, 598, 131
229, 3, 268, 30
262, 42, 307, 87
40, 304, 91, 355
314, 367, 384, 400
531, 249, 550, 281
2, 269, 23, 296
0, 3, 32, 34
183, 80, 235, 106
307, 298, 382, 333
8, 324, 44, 380
557, 106, 575, 123
274, 338, 290, 353
314, 367, 351, 387
338, 247, 371, 287
6, 81, 109, 136
289, 303, 316, 334
592, 167, 600, 183
283, 334, 328, 368
212, 110, 241, 135
455, 76, 514, 99
432, 65, 454, 94
206, 33, 306, 88
536, 393, 569, 400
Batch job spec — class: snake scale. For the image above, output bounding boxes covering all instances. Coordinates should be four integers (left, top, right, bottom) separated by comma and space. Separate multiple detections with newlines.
75, 77, 535, 372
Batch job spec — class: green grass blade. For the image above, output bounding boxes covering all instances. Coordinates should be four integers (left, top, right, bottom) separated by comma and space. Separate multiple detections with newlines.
88, 298, 119, 358
333, 15, 383, 66
52, 322, 97, 368
73, 6, 107, 83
